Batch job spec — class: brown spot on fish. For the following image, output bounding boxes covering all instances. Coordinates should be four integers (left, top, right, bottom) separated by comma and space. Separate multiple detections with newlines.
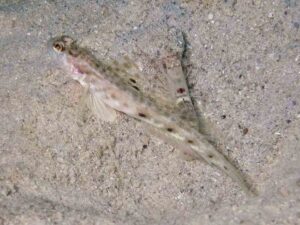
138, 112, 147, 118
167, 128, 174, 132
132, 85, 140, 91
187, 139, 194, 144
129, 78, 136, 83
208, 154, 214, 158
177, 88, 186, 94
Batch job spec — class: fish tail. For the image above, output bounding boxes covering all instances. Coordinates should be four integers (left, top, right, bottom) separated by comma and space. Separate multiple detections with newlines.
193, 139, 257, 196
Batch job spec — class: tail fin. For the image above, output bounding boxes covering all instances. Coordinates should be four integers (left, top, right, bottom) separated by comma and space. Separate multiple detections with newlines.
192, 138, 258, 196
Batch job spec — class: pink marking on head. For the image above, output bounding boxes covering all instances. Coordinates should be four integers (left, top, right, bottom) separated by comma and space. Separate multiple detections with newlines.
76, 67, 84, 74
71, 66, 84, 75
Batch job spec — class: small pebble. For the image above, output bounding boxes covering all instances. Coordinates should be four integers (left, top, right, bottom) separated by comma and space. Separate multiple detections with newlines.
268, 12, 273, 18
242, 128, 249, 135
221, 115, 226, 119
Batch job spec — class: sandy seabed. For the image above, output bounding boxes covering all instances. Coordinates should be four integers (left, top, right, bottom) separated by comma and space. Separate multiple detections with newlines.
0, 1, 300, 224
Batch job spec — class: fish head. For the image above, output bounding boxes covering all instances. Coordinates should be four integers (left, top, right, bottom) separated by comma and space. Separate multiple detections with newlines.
48, 36, 87, 84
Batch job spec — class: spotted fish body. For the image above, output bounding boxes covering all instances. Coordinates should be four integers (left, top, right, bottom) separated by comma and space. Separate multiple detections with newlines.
49, 36, 254, 195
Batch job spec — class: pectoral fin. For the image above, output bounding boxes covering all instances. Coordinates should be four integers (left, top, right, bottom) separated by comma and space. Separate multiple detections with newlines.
85, 88, 118, 122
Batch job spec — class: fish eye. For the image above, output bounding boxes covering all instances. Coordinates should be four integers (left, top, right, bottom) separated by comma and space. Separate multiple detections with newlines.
53, 41, 65, 52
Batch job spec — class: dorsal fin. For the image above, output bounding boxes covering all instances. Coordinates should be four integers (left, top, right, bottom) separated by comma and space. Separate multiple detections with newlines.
106, 56, 146, 93
105, 30, 209, 135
